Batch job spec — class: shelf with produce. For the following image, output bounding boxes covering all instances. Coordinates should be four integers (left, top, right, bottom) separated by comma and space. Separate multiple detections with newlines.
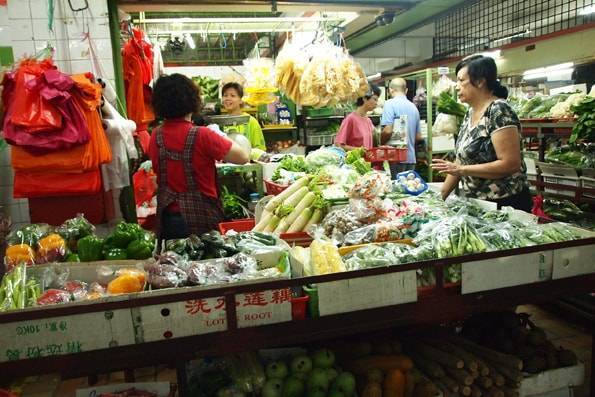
0, 239, 593, 391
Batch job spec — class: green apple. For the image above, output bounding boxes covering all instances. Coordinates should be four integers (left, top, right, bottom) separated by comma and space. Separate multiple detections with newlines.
306, 368, 329, 392
292, 371, 308, 381
263, 379, 284, 397
311, 349, 335, 369
282, 376, 305, 397
328, 390, 346, 397
266, 361, 289, 380
291, 355, 313, 374
306, 390, 325, 397
335, 372, 356, 396
325, 368, 339, 382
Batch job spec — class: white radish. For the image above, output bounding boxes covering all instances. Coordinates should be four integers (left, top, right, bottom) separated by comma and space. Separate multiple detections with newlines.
273, 217, 291, 234
253, 210, 273, 232
263, 215, 280, 233
283, 192, 316, 227
264, 176, 309, 212
287, 207, 313, 233
304, 208, 323, 230
281, 186, 309, 208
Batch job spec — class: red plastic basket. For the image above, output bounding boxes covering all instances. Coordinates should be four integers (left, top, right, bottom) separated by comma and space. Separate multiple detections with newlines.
264, 180, 289, 195
218, 219, 312, 247
365, 147, 407, 162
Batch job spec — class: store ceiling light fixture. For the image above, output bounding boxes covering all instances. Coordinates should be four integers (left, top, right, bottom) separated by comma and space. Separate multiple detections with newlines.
579, 5, 595, 15
480, 49, 501, 59
523, 62, 574, 80
491, 29, 531, 45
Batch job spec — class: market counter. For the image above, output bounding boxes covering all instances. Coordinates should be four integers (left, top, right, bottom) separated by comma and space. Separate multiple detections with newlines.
0, 236, 594, 395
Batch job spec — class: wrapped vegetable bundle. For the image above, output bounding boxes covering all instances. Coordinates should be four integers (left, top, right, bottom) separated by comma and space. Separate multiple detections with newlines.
0, 264, 41, 311
343, 221, 408, 246
414, 216, 487, 258
343, 242, 412, 270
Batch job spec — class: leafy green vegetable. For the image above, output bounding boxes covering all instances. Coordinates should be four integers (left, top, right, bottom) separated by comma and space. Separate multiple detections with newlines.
345, 148, 372, 175
221, 186, 249, 219
275, 204, 294, 218
570, 96, 595, 143
271, 156, 310, 182
437, 91, 467, 118
545, 143, 595, 168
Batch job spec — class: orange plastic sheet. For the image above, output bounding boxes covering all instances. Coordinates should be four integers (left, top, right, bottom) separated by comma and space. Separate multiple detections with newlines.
13, 169, 102, 198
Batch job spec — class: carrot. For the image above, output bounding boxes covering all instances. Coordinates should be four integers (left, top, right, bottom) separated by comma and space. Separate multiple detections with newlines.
349, 355, 414, 376
383, 369, 405, 397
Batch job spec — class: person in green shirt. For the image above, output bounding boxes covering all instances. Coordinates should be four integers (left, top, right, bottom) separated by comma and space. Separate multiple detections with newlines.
221, 82, 266, 151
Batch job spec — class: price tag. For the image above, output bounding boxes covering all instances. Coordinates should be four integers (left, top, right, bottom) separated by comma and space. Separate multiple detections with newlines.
0, 309, 135, 363
317, 272, 417, 316
437, 66, 450, 75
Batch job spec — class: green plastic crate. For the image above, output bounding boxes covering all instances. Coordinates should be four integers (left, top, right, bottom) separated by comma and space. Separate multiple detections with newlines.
303, 107, 334, 118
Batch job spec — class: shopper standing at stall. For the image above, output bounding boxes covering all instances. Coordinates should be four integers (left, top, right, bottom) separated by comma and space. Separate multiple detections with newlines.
380, 78, 422, 178
221, 82, 267, 151
149, 74, 249, 240
335, 84, 381, 151
433, 55, 531, 212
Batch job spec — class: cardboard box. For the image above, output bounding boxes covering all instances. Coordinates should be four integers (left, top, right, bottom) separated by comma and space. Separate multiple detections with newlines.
527, 172, 538, 193
432, 135, 455, 152
520, 362, 584, 396
580, 175, 595, 199
536, 162, 580, 197
75, 382, 171, 397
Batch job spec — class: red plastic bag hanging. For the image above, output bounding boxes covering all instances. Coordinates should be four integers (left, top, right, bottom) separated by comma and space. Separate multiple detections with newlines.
132, 167, 156, 206
8, 59, 63, 132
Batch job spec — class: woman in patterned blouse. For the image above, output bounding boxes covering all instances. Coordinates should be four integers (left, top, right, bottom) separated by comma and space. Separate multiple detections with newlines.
432, 55, 531, 212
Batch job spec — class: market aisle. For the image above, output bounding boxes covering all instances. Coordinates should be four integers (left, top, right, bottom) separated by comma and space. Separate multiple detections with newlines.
518, 304, 592, 397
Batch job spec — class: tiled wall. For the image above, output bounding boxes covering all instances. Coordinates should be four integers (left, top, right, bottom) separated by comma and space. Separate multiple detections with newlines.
0, 0, 114, 226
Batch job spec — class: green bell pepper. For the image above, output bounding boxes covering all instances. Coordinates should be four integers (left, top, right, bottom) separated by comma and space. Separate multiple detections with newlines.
77, 235, 104, 262
108, 222, 144, 248
126, 240, 153, 259
104, 248, 128, 260
65, 252, 80, 262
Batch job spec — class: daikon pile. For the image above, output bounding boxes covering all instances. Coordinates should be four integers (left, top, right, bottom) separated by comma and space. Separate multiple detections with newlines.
253, 176, 326, 234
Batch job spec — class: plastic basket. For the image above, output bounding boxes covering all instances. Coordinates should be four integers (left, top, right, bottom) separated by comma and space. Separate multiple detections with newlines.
218, 219, 312, 246
303, 106, 334, 118
365, 147, 407, 162
290, 295, 309, 320
264, 179, 289, 195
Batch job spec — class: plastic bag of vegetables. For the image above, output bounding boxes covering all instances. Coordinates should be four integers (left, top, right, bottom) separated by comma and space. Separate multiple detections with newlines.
414, 216, 487, 258
433, 113, 459, 135
342, 242, 412, 270
305, 146, 344, 169
343, 220, 408, 246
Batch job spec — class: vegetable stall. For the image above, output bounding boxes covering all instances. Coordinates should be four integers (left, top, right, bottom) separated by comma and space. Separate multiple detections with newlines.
1, 165, 594, 396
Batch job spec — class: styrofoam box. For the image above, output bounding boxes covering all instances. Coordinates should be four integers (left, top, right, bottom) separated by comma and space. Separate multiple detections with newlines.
524, 155, 538, 175
520, 362, 584, 396
537, 161, 580, 198
432, 135, 455, 152
581, 177, 595, 198
527, 172, 538, 193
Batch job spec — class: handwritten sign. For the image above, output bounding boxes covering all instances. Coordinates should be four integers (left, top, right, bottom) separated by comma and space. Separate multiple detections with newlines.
317, 271, 418, 316
0, 309, 135, 363
462, 251, 553, 294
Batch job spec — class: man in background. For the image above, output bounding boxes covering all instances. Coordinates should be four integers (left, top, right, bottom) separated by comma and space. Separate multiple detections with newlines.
380, 78, 422, 178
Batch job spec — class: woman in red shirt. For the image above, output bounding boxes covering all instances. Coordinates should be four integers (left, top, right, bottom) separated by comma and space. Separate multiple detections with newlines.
149, 74, 249, 240
334, 84, 381, 151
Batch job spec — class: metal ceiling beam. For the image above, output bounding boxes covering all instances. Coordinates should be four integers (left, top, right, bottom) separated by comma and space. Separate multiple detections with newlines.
346, 0, 469, 55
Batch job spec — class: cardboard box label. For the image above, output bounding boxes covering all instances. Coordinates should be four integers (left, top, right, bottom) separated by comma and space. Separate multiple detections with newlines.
552, 244, 595, 279
317, 271, 418, 316
462, 251, 553, 294
139, 288, 292, 340
139, 296, 228, 342
0, 309, 135, 363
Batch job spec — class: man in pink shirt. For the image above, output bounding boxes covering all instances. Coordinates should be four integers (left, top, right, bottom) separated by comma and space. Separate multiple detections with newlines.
335, 84, 381, 151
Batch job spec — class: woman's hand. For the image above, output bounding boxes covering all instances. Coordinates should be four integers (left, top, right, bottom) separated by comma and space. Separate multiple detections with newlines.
432, 159, 465, 177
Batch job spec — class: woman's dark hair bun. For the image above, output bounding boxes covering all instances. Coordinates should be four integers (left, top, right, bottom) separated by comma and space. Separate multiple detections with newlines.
456, 55, 508, 99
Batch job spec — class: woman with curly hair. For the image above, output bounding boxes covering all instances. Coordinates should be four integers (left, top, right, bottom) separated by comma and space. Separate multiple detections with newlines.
148, 74, 249, 240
